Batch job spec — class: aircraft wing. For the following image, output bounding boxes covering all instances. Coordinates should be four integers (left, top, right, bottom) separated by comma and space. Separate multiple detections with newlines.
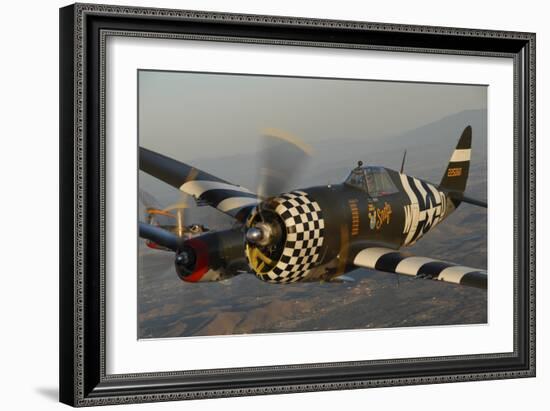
352, 247, 487, 289
140, 147, 259, 221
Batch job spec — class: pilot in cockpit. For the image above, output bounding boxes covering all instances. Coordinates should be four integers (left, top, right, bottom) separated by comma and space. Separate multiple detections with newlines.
344, 161, 398, 197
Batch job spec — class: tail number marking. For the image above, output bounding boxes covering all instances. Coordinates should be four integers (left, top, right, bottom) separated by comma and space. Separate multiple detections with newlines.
447, 167, 462, 177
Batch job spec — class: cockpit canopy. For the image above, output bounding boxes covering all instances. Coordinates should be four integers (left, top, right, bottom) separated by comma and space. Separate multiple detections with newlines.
344, 164, 398, 197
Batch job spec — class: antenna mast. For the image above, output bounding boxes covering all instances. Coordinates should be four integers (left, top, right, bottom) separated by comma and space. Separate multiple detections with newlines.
400, 150, 407, 173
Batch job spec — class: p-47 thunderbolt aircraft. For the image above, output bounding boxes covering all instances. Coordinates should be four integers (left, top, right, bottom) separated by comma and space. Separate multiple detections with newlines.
139, 126, 487, 289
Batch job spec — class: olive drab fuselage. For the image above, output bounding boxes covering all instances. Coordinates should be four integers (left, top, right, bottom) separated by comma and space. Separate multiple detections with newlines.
293, 167, 457, 279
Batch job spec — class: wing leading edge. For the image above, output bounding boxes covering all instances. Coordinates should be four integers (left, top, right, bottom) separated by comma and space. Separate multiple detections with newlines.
140, 147, 259, 221
353, 247, 487, 289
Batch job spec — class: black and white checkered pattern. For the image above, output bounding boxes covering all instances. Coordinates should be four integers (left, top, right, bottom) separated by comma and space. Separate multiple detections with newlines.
258, 191, 325, 283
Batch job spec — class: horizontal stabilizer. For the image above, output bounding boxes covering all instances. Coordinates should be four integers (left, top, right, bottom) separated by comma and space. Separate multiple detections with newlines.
458, 194, 487, 208
448, 191, 487, 208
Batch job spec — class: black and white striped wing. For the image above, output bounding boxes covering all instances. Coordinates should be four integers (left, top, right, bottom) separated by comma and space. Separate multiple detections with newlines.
140, 147, 259, 221
353, 247, 487, 289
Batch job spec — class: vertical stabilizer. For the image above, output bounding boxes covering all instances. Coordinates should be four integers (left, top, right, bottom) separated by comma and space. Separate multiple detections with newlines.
439, 126, 472, 193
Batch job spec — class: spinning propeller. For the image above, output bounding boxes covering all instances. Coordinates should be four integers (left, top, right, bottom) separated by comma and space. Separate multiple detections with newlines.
246, 128, 312, 246
139, 188, 204, 251
256, 128, 312, 200
139, 129, 314, 281
245, 129, 312, 274
162, 196, 191, 239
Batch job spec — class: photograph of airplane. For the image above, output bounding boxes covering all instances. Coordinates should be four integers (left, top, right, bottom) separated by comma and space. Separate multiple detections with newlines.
139, 126, 486, 288
137, 70, 487, 338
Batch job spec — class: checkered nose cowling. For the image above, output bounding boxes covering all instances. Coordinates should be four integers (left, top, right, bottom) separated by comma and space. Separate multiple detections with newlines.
245, 191, 326, 283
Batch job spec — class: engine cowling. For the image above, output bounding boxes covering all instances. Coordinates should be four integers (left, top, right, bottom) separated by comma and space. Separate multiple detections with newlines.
245, 191, 326, 283
175, 227, 246, 282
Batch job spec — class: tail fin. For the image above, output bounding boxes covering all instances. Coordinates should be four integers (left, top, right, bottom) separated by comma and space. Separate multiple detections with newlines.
439, 126, 472, 193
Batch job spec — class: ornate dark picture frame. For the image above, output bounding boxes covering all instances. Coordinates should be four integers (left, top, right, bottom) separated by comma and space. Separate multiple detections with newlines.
59, 3, 535, 407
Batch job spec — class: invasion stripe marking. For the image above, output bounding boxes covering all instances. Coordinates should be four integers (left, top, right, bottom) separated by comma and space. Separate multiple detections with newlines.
403, 205, 411, 233
374, 252, 409, 272
400, 174, 417, 205
427, 184, 442, 215
404, 207, 420, 245
353, 247, 394, 268
421, 181, 436, 208
414, 179, 429, 207
427, 183, 440, 202
438, 266, 481, 284
395, 256, 435, 276
180, 180, 254, 197
417, 261, 453, 278
400, 174, 421, 245
426, 184, 443, 225
352, 247, 487, 289
217, 197, 260, 213
460, 272, 487, 289
408, 176, 425, 210
198, 189, 258, 206
410, 218, 425, 244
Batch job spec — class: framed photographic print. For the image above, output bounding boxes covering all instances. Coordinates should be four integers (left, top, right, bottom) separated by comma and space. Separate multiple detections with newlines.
59, 3, 535, 407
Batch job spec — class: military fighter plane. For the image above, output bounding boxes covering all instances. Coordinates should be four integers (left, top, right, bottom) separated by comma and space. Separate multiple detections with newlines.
139, 126, 487, 289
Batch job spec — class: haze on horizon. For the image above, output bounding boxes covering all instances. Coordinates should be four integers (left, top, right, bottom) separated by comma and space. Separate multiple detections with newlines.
139, 70, 487, 161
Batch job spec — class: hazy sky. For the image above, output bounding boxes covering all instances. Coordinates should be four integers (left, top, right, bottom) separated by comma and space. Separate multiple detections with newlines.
138, 70, 487, 161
